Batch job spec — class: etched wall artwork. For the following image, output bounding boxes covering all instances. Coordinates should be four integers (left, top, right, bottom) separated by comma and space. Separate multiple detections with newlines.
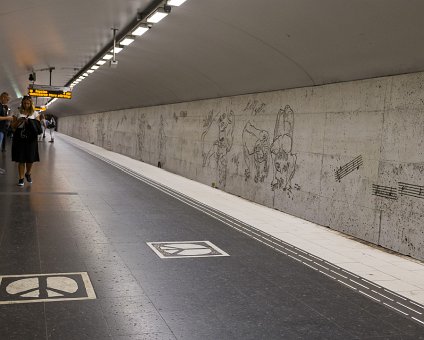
137, 113, 146, 161
242, 122, 270, 183
231, 153, 240, 174
60, 71, 424, 260
116, 115, 127, 128
372, 182, 424, 201
243, 99, 266, 116
372, 184, 398, 200
241, 104, 299, 200
97, 116, 105, 148
173, 110, 187, 122
335, 155, 363, 182
201, 109, 235, 187
158, 115, 167, 166
270, 105, 297, 197
399, 182, 424, 199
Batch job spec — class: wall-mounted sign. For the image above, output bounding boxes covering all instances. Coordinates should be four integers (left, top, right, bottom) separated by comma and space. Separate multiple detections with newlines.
28, 84, 72, 99
35, 106, 46, 112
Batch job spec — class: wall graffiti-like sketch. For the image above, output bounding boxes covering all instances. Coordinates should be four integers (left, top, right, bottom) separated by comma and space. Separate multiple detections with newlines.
231, 153, 240, 174
399, 182, 424, 199
158, 115, 167, 166
270, 105, 297, 196
243, 99, 266, 116
242, 122, 270, 183
137, 113, 146, 161
97, 116, 105, 148
372, 184, 398, 200
201, 109, 235, 187
335, 155, 363, 182
173, 110, 187, 122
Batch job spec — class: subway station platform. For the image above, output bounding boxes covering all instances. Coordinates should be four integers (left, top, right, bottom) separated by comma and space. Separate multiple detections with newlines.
0, 134, 423, 339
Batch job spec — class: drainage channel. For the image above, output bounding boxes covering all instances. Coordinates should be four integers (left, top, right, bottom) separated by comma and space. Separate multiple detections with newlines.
68, 139, 424, 326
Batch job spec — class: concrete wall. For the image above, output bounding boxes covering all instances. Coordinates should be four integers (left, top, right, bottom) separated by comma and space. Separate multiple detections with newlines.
59, 72, 424, 260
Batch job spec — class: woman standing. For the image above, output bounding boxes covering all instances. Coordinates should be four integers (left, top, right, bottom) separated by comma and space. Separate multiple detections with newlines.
11, 96, 40, 186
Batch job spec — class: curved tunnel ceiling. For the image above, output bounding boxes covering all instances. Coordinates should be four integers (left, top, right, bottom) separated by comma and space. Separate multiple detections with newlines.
1, 0, 424, 116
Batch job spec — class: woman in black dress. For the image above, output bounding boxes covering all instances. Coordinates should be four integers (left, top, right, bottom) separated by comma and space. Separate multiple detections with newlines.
11, 96, 40, 186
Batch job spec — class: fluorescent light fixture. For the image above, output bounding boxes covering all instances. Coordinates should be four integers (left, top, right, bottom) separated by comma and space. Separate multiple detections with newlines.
147, 8, 169, 23
103, 54, 113, 60
96, 60, 107, 65
91, 65, 99, 70
132, 26, 149, 36
87, 70, 95, 73
168, 0, 187, 6
83, 72, 89, 77
120, 37, 134, 46
110, 47, 123, 54
46, 98, 58, 107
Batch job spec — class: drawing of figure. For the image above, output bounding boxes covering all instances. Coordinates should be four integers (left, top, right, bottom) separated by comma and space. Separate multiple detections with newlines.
137, 113, 146, 161
97, 116, 105, 147
243, 100, 266, 115
270, 105, 297, 195
201, 109, 235, 187
158, 115, 167, 165
242, 121, 270, 183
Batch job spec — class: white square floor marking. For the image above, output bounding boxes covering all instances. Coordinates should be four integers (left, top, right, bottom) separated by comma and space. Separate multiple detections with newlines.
0, 272, 96, 305
147, 241, 230, 258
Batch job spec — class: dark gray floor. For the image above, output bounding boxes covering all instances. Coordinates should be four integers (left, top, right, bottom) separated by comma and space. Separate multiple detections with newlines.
0, 137, 423, 340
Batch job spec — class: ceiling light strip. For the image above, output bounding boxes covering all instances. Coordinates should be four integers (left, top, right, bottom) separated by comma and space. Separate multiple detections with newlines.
64, 0, 187, 92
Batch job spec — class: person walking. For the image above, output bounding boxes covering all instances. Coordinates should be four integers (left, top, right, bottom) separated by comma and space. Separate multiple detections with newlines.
0, 93, 13, 174
10, 96, 41, 186
46, 114, 56, 142
0, 92, 10, 152
38, 112, 47, 141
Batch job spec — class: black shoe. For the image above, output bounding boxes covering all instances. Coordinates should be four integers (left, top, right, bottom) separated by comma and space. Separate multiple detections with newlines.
49, 139, 54, 143
17, 178, 24, 186
25, 173, 32, 183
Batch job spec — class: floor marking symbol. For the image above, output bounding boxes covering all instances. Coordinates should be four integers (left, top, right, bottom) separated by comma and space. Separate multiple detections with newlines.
0, 272, 96, 305
147, 241, 230, 258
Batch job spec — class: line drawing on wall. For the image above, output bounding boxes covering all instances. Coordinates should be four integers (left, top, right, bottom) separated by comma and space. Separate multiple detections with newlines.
372, 184, 398, 200
243, 99, 266, 115
270, 105, 297, 197
116, 115, 128, 128
398, 182, 424, 199
158, 115, 167, 166
201, 109, 235, 188
137, 113, 146, 161
173, 110, 187, 122
97, 116, 105, 148
231, 153, 240, 175
242, 121, 270, 183
335, 155, 363, 182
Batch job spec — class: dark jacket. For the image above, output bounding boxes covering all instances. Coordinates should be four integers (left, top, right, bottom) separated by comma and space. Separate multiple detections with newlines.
0, 105, 9, 132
